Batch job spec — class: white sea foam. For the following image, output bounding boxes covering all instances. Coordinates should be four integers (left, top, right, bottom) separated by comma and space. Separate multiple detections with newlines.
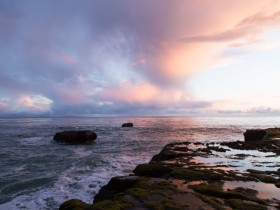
0, 154, 150, 210
19, 137, 49, 146
71, 147, 93, 158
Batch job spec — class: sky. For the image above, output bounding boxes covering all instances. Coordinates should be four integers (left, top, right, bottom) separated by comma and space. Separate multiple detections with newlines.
0, 0, 280, 117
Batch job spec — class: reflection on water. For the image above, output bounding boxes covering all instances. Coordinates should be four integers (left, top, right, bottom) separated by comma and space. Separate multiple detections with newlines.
192, 144, 280, 172
178, 143, 207, 151
223, 181, 280, 200
190, 142, 280, 205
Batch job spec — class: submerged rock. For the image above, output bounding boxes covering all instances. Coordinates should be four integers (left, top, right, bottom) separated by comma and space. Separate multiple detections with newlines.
53, 130, 97, 144
122, 122, 133, 127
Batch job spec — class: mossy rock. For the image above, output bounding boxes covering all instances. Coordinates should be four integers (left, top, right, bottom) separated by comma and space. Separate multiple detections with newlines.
247, 169, 265, 174
191, 183, 265, 206
199, 196, 229, 210
228, 187, 258, 199
170, 168, 224, 181
59, 199, 93, 210
125, 180, 178, 199
125, 187, 150, 199
266, 128, 280, 138
94, 176, 142, 202
275, 182, 280, 188
133, 164, 173, 177
248, 171, 277, 183
226, 199, 267, 210
190, 183, 248, 200
93, 178, 183, 210
124, 180, 184, 210
221, 140, 280, 155
92, 198, 132, 210
144, 200, 183, 210
151, 151, 187, 161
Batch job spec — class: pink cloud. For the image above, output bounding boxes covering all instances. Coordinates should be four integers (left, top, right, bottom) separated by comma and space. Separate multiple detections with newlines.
229, 38, 265, 48
57, 52, 76, 64
17, 95, 53, 112
43, 0, 280, 113
156, 43, 222, 85
2, 0, 280, 116
100, 82, 160, 104
124, 1, 280, 88
98, 81, 210, 109
179, 9, 280, 44
0, 102, 8, 110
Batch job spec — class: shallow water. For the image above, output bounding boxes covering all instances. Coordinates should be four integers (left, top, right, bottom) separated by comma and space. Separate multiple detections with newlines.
223, 181, 280, 200
0, 116, 280, 210
192, 145, 280, 172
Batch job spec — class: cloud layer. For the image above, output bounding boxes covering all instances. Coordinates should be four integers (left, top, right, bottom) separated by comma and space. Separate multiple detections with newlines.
0, 0, 280, 116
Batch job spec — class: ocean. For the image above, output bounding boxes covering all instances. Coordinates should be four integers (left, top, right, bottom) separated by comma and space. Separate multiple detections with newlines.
0, 116, 279, 210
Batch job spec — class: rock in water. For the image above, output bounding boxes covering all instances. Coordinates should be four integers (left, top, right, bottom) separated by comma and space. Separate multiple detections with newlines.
53, 130, 97, 144
266, 128, 280, 139
244, 129, 267, 141
122, 122, 133, 127
244, 128, 280, 141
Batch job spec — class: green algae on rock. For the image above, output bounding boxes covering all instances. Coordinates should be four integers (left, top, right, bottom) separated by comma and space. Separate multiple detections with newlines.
59, 199, 93, 210
94, 176, 142, 202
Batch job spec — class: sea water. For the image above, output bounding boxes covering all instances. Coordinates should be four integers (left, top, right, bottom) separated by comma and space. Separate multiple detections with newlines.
0, 116, 279, 210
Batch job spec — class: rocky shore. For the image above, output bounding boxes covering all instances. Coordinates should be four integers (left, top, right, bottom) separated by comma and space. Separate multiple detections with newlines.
59, 129, 280, 210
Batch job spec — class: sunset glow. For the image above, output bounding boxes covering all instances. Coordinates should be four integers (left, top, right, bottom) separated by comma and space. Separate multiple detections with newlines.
0, 0, 280, 116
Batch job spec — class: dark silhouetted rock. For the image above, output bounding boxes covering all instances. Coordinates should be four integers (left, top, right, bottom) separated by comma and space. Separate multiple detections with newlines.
122, 122, 133, 127
93, 176, 140, 203
133, 163, 173, 177
53, 130, 97, 144
244, 128, 280, 141
244, 129, 267, 141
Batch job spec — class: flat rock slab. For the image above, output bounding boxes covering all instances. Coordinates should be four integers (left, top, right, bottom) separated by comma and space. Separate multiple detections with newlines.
53, 130, 97, 144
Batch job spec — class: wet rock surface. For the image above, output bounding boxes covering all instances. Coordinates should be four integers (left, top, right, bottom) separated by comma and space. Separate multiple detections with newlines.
59, 139, 280, 209
53, 130, 97, 144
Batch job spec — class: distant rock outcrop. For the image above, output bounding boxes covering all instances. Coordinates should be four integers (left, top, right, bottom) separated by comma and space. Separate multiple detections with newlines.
244, 129, 267, 141
122, 122, 133, 127
53, 130, 97, 144
244, 128, 280, 141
